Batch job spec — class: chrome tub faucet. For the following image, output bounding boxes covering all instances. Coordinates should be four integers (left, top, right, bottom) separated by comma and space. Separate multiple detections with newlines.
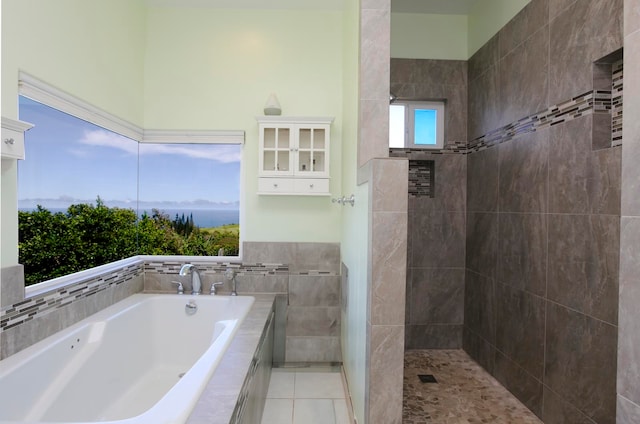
179, 264, 203, 295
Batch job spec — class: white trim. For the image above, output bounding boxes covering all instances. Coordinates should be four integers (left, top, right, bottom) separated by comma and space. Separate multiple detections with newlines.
390, 100, 445, 149
24, 256, 144, 298
19, 72, 144, 141
255, 116, 334, 125
1, 117, 34, 132
18, 72, 246, 145
142, 129, 245, 144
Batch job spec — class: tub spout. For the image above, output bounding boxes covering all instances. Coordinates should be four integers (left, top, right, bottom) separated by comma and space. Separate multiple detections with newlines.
179, 264, 202, 295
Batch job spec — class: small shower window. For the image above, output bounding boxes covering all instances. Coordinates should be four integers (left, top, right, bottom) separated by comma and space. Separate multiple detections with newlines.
389, 100, 445, 149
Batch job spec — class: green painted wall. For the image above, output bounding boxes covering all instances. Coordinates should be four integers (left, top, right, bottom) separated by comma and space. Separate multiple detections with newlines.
143, 7, 344, 243
391, 13, 468, 60
467, 0, 531, 56
1, 0, 146, 123
1, 0, 146, 266
390, 0, 530, 60
1, 3, 346, 267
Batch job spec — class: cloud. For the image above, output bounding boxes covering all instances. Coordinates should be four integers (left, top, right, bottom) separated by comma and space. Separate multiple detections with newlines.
76, 129, 240, 163
138, 143, 240, 163
76, 129, 138, 155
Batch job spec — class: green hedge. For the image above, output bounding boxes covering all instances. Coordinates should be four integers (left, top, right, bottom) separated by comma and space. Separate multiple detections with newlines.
19, 199, 239, 286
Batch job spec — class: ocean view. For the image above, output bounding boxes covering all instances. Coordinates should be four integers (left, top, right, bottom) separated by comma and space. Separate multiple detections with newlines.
20, 207, 239, 229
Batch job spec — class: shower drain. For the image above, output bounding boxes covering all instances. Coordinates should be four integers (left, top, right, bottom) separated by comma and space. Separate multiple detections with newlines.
418, 374, 437, 383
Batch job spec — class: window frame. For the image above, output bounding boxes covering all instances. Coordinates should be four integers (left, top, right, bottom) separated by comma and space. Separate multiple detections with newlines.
17, 72, 245, 297
389, 100, 445, 149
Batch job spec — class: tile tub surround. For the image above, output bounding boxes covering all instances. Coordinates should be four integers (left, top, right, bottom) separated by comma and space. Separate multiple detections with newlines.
143, 243, 343, 365
403, 350, 542, 424
187, 294, 276, 424
0, 261, 144, 359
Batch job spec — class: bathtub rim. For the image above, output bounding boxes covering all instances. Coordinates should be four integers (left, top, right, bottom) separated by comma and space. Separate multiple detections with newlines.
0, 293, 270, 424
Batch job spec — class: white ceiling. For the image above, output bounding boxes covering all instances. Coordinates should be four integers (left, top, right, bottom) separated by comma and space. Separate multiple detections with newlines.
145, 0, 479, 14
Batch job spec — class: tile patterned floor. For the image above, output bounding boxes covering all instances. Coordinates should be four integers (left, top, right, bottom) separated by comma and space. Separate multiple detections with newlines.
261, 367, 350, 424
403, 350, 543, 424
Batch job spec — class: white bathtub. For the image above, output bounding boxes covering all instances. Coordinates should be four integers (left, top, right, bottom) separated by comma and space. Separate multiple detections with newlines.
0, 294, 255, 424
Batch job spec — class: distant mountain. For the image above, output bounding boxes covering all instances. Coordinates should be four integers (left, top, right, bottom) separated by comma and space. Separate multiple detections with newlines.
18, 197, 239, 210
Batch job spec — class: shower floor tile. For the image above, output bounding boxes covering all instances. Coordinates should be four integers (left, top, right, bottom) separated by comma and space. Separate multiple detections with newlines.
404, 350, 542, 424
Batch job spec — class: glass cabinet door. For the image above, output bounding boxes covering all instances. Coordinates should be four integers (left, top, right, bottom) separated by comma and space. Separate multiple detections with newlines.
262, 126, 292, 174
296, 126, 327, 176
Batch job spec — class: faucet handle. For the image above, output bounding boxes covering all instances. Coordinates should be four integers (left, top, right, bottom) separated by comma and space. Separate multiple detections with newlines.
171, 281, 185, 294
210, 281, 224, 295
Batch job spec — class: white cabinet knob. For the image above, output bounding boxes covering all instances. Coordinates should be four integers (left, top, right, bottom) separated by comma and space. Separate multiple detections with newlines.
273, 183, 278, 188
310, 184, 314, 189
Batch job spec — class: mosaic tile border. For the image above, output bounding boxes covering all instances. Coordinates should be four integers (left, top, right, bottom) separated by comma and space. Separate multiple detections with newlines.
466, 89, 612, 153
143, 261, 338, 276
391, 64, 623, 157
143, 261, 290, 276
0, 262, 143, 332
612, 60, 623, 147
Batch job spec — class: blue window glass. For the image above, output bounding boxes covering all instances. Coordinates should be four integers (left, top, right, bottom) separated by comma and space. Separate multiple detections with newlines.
414, 109, 437, 145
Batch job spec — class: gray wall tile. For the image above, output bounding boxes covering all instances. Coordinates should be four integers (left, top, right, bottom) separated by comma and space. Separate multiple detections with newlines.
549, 0, 578, 20
468, 64, 500, 140
410, 153, 466, 212
542, 386, 596, 424
467, 146, 499, 212
405, 324, 462, 349
618, 217, 640, 405
626, 0, 640, 36
549, 0, 623, 104
462, 327, 495, 374
285, 336, 341, 363
242, 242, 340, 273
286, 306, 340, 337
1, 265, 24, 307
466, 212, 498, 278
389, 58, 467, 143
468, 34, 499, 78
464, 270, 496, 345
367, 324, 404, 424
498, 131, 549, 213
412, 211, 465, 268
618, 396, 640, 424
289, 275, 339, 307
494, 351, 543, 418
549, 115, 622, 215
499, 25, 549, 126
544, 302, 617, 424
497, 213, 547, 296
495, 283, 545, 379
499, 0, 550, 58
621, 32, 640, 216
547, 214, 620, 324
409, 268, 464, 324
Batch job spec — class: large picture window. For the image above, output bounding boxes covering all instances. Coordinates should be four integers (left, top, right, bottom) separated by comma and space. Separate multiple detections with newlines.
18, 95, 241, 286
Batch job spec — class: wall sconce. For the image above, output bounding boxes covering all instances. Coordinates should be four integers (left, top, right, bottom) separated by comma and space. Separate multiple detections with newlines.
264, 93, 282, 115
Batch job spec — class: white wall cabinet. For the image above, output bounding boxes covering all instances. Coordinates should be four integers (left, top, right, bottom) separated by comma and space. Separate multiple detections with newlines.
257, 116, 333, 196
1, 117, 33, 160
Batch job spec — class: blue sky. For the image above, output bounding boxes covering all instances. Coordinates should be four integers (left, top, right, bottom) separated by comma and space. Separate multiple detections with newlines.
18, 96, 240, 210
